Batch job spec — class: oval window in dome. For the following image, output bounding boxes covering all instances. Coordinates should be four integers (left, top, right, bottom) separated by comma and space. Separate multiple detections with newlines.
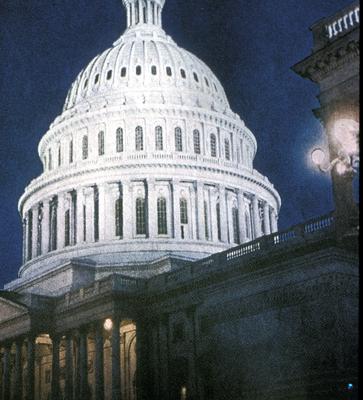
94, 74, 100, 84
213, 82, 218, 92
107, 70, 112, 80
84, 79, 89, 89
180, 69, 186, 79
136, 65, 142, 76
121, 67, 127, 77
151, 65, 157, 75
204, 77, 210, 87
193, 72, 199, 83
166, 66, 172, 77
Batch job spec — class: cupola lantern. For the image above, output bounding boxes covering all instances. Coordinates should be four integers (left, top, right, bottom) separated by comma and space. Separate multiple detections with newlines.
122, 0, 165, 28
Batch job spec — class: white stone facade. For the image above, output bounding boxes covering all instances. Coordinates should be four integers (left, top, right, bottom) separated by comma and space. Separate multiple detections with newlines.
14, 0, 280, 287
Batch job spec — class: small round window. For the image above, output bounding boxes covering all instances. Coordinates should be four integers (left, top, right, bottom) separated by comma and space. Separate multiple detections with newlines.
121, 67, 127, 77
166, 66, 172, 77
180, 69, 186, 79
107, 70, 112, 80
193, 72, 199, 83
151, 65, 157, 75
136, 65, 142, 76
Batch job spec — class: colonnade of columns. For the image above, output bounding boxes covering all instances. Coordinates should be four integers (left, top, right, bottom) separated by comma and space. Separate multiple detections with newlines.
22, 179, 279, 264
125, 0, 163, 28
0, 319, 128, 400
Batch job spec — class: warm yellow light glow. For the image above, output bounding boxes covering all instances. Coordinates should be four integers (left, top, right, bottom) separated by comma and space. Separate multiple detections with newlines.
332, 119, 359, 156
104, 318, 113, 331
311, 148, 326, 166
180, 386, 187, 400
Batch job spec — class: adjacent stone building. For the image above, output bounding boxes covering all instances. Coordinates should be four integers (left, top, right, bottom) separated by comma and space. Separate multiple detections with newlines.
1, 1, 359, 400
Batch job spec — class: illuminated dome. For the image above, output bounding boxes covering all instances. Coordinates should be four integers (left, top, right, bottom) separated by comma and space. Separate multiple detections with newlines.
11, 0, 281, 295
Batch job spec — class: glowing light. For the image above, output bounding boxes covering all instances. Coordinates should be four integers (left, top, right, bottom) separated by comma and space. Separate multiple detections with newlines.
347, 383, 354, 391
181, 386, 187, 400
332, 119, 359, 156
311, 148, 326, 166
336, 162, 348, 175
104, 318, 113, 331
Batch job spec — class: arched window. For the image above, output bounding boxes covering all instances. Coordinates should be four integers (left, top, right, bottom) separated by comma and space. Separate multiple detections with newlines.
136, 198, 146, 235
69, 140, 74, 164
232, 207, 240, 244
98, 131, 105, 156
50, 197, 58, 251
64, 209, 70, 247
58, 146, 62, 167
115, 198, 123, 238
48, 148, 53, 171
135, 126, 144, 151
121, 67, 127, 77
225, 139, 231, 160
180, 69, 186, 79
166, 66, 172, 76
116, 128, 124, 153
210, 134, 217, 157
136, 65, 142, 76
193, 130, 201, 154
157, 197, 168, 235
216, 202, 221, 241
36, 204, 43, 256
175, 127, 183, 152
180, 198, 188, 225
82, 135, 88, 160
155, 126, 163, 151
204, 201, 209, 240
151, 65, 157, 75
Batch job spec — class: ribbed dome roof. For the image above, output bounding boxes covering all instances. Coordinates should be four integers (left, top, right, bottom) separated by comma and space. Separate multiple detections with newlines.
63, 14, 230, 113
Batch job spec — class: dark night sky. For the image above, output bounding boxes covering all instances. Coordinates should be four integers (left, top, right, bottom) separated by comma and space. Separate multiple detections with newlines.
0, 0, 356, 287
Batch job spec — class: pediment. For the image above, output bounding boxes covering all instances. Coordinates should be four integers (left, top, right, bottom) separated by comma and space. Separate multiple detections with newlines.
0, 297, 28, 324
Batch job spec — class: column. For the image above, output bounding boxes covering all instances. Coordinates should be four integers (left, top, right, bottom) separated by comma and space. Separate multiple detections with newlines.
237, 190, 247, 243
76, 188, 85, 244
138, 0, 143, 23
42, 200, 50, 254
84, 187, 95, 243
107, 184, 119, 240
252, 195, 262, 239
14, 340, 23, 400
2, 344, 11, 400
148, 179, 157, 238
26, 335, 36, 400
31, 206, 38, 259
131, 2, 135, 26
79, 329, 88, 400
64, 335, 73, 400
51, 335, 60, 400
123, 180, 133, 239
94, 323, 105, 400
153, 2, 157, 25
74, 335, 80, 400
57, 193, 65, 250
172, 180, 181, 240
219, 185, 228, 243
263, 202, 271, 235
158, 5, 162, 26
210, 189, 218, 242
196, 182, 205, 241
270, 209, 278, 233
98, 184, 108, 241
126, 3, 130, 26
111, 317, 121, 400
146, 0, 152, 23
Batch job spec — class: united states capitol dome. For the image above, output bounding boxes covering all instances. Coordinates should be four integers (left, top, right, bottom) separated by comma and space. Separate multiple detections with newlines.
11, 0, 281, 296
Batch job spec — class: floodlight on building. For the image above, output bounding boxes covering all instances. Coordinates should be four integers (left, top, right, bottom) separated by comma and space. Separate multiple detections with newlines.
104, 318, 113, 331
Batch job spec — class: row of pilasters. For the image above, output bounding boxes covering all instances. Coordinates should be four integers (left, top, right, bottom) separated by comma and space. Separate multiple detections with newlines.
0, 319, 127, 400
23, 180, 279, 263
126, 0, 162, 28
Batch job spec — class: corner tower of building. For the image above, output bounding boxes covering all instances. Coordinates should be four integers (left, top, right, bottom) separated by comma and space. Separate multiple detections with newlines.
9, 0, 280, 296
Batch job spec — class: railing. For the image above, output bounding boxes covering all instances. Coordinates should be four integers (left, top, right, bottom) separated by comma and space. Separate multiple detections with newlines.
147, 213, 336, 291
325, 5, 360, 40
